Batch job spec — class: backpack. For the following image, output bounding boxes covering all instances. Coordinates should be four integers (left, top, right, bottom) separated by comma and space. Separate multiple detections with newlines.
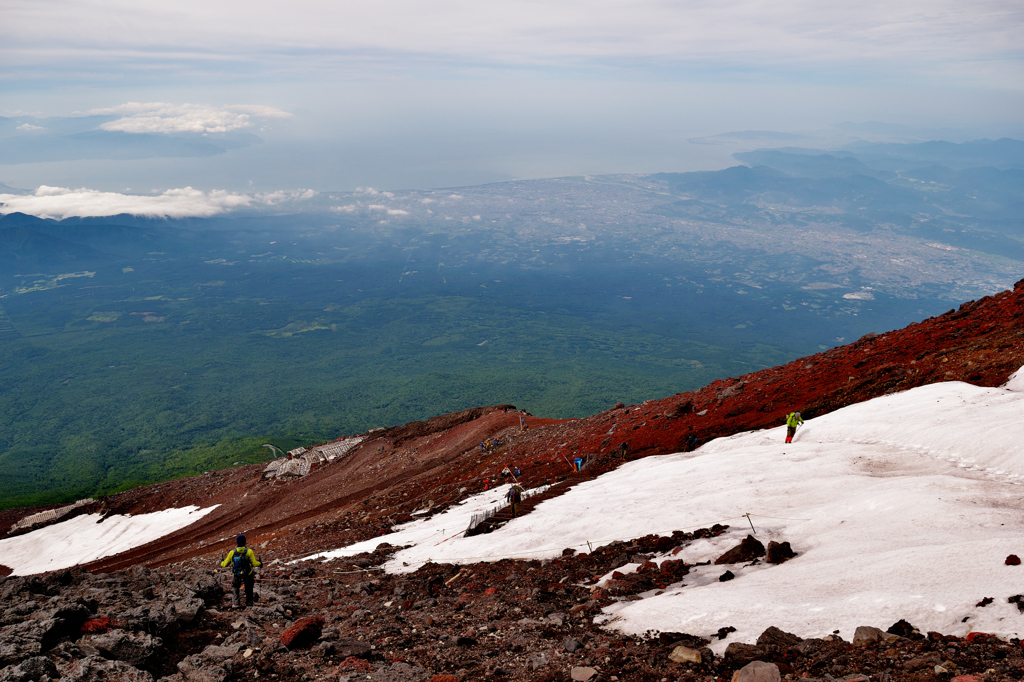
232, 548, 251, 576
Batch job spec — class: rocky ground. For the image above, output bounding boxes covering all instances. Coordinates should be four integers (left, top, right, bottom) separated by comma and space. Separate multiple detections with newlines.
2, 283, 1024, 680
3, 527, 1024, 682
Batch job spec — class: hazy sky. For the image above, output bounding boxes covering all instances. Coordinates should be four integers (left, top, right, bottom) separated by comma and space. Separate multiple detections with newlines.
2, 0, 1023, 198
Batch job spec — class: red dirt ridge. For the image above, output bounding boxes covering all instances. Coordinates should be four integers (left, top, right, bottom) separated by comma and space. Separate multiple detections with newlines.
4, 278, 1023, 576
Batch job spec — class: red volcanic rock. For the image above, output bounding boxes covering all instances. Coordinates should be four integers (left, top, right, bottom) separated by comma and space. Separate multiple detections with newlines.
80, 617, 115, 634
1006, 554, 1021, 565
715, 535, 766, 565
765, 541, 796, 564
280, 615, 324, 649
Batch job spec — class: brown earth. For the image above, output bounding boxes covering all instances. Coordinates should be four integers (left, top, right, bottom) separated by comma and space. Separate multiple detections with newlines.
34, 277, 1016, 577
1, 279, 1023, 681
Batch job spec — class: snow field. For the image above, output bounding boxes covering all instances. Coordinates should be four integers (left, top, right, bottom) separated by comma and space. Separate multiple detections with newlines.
0, 506, 218, 576
312, 373, 1024, 649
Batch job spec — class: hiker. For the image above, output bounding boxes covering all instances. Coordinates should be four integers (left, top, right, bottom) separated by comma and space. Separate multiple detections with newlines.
520, 415, 527, 431
574, 456, 583, 471
506, 483, 524, 517
785, 411, 804, 443
220, 534, 262, 609
619, 441, 629, 460
513, 467, 521, 478
501, 466, 511, 478
685, 434, 697, 451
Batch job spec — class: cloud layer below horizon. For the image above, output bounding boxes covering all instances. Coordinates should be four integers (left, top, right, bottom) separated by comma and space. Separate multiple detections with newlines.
0, 186, 316, 220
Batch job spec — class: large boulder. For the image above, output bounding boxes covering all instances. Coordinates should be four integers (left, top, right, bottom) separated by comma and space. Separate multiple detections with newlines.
724, 642, 765, 668
0, 656, 58, 682
177, 653, 231, 682
121, 596, 204, 634
731, 661, 781, 682
369, 661, 432, 682
81, 629, 162, 669
715, 536, 766, 565
764, 541, 796, 564
280, 616, 324, 650
61, 656, 154, 682
756, 626, 801, 649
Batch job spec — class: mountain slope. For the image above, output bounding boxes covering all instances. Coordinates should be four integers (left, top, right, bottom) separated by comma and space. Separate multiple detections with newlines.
1, 278, 1019, 578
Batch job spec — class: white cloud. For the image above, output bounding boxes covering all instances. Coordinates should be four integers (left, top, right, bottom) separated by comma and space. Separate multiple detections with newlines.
332, 204, 358, 212
365, 203, 409, 216
0, 185, 252, 219
16, 122, 44, 131
4, 1, 1022, 87
84, 102, 292, 134
255, 189, 317, 204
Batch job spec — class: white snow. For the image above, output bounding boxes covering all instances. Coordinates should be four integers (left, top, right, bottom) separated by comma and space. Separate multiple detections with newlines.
0, 505, 217, 576
308, 372, 1024, 647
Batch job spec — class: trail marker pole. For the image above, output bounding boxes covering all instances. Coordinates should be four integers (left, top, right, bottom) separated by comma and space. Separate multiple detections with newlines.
743, 513, 756, 534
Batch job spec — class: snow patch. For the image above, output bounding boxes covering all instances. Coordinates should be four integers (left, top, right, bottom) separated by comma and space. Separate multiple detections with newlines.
312, 370, 1024, 647
0, 505, 218, 576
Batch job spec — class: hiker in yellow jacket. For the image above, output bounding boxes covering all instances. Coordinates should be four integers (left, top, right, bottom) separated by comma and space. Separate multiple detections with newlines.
785, 411, 803, 444
220, 534, 262, 609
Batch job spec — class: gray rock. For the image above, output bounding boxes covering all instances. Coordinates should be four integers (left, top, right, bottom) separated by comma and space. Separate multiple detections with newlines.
176, 654, 228, 682
546, 612, 566, 625
62, 656, 154, 682
571, 667, 598, 681
525, 651, 549, 670
82, 629, 162, 668
0, 621, 44, 666
199, 643, 241, 660
852, 626, 884, 646
335, 639, 372, 658
789, 638, 825, 656
165, 574, 223, 607
852, 625, 901, 646
731, 660, 781, 682
724, 642, 765, 667
368, 661, 431, 682
757, 626, 801, 649
668, 644, 702, 663
563, 637, 583, 653
0, 656, 58, 682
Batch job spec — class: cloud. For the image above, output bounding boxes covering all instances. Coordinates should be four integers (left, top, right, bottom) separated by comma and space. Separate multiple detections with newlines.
366, 203, 409, 216
16, 123, 44, 131
0, 186, 251, 219
255, 189, 317, 204
84, 102, 292, 134
4, 1, 1022, 87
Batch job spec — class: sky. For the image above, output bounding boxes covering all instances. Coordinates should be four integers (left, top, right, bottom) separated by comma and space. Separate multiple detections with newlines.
5, 367, 1022, 646
2, 0, 1024, 197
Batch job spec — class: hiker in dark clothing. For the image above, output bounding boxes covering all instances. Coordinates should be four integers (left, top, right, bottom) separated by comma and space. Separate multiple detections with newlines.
506, 484, 524, 517
619, 441, 629, 460
220, 534, 262, 609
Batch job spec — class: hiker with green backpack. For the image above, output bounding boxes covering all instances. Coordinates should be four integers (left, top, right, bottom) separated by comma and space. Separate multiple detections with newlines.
220, 534, 262, 609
